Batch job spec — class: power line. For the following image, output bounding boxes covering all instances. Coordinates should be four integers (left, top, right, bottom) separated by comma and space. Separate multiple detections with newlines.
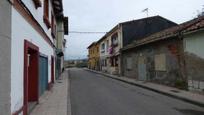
69, 31, 107, 34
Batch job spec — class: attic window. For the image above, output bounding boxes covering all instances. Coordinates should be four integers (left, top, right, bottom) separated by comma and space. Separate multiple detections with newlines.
43, 0, 51, 28
33, 0, 42, 8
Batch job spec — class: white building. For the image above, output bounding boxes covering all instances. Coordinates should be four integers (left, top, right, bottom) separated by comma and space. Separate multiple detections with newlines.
98, 25, 123, 75
0, 0, 67, 114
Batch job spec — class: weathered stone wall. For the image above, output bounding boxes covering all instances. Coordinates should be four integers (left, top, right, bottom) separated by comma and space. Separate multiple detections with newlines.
122, 38, 183, 87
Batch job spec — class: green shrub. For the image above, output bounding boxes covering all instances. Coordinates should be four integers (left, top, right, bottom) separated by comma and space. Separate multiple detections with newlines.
175, 79, 187, 90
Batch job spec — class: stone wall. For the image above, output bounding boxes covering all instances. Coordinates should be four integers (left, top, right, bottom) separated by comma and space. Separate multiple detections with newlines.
122, 38, 184, 87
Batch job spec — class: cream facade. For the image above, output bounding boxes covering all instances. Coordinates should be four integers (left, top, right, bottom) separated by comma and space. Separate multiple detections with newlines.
99, 25, 123, 75
184, 30, 204, 92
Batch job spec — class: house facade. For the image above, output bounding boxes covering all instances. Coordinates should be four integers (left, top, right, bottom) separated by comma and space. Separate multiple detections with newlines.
96, 16, 177, 75
55, 16, 68, 79
121, 16, 204, 90
98, 25, 123, 74
0, 0, 67, 114
88, 42, 100, 70
121, 35, 183, 87
182, 18, 204, 92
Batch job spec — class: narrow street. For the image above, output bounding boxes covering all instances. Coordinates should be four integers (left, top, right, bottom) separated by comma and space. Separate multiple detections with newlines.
69, 68, 204, 115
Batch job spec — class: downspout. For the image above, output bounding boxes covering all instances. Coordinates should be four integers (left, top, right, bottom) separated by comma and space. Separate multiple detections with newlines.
119, 24, 123, 76
178, 32, 188, 90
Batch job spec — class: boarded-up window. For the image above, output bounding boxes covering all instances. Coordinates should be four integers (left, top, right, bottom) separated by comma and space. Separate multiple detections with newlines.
126, 57, 132, 70
154, 54, 166, 71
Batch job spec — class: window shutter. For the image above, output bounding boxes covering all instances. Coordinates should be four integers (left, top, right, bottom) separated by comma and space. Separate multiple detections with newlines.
43, 0, 51, 28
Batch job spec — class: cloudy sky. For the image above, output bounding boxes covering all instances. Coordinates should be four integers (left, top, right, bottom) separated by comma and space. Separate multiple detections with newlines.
62, 0, 204, 60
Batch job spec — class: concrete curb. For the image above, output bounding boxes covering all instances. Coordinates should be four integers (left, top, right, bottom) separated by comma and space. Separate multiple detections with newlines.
84, 68, 204, 107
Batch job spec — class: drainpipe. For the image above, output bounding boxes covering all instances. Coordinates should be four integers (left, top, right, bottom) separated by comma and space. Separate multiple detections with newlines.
178, 33, 188, 90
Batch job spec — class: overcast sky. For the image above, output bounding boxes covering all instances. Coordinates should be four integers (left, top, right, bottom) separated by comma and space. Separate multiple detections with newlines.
62, 0, 204, 60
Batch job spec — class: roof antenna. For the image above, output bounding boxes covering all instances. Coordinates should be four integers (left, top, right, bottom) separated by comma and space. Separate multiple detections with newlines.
142, 8, 149, 17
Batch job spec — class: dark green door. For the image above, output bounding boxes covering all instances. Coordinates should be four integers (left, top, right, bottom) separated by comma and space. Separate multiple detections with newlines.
39, 56, 48, 96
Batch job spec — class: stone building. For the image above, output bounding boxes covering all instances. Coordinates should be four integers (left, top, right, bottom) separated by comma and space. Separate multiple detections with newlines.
121, 16, 204, 90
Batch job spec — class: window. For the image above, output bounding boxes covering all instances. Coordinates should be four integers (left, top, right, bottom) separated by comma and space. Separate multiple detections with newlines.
154, 54, 166, 71
115, 57, 118, 67
111, 58, 114, 67
43, 0, 51, 28
110, 57, 118, 67
33, 0, 42, 8
101, 43, 105, 53
111, 33, 118, 46
105, 59, 107, 66
126, 57, 132, 70
102, 59, 106, 66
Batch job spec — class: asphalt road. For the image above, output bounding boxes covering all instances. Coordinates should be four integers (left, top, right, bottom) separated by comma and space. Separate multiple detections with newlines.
69, 68, 204, 115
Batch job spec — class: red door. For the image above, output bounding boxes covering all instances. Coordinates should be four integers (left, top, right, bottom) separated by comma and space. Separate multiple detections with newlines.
23, 40, 39, 115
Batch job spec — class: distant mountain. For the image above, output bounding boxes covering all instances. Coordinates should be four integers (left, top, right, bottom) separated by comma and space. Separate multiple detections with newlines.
64, 54, 88, 61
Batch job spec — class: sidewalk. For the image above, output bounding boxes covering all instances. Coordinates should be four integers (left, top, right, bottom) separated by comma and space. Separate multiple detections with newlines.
31, 70, 71, 115
85, 68, 204, 107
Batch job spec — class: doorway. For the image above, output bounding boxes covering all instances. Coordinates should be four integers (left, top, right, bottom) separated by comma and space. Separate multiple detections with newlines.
51, 56, 55, 84
138, 56, 147, 81
39, 55, 48, 96
24, 40, 39, 115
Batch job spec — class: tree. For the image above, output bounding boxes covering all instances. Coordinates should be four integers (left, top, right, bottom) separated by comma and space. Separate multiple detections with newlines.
197, 5, 204, 17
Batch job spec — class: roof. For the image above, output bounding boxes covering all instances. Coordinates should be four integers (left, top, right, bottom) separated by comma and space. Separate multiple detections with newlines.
96, 15, 177, 44
96, 25, 119, 44
183, 17, 204, 34
122, 16, 204, 51
120, 15, 177, 26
